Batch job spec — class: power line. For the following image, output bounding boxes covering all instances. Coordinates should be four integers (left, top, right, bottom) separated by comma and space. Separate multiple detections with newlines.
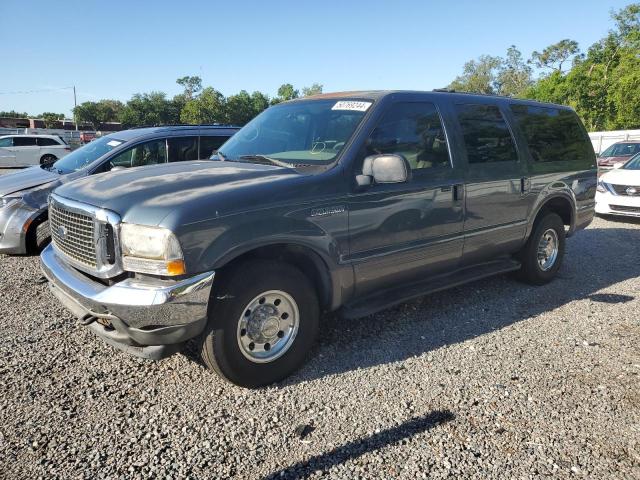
0, 86, 74, 95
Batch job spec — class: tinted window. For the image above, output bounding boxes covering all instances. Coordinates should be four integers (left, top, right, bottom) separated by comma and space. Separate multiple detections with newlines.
53, 136, 124, 174
37, 137, 60, 146
623, 153, 640, 170
109, 139, 167, 168
365, 102, 450, 170
455, 104, 517, 164
168, 136, 198, 162
511, 105, 594, 164
0, 137, 12, 147
13, 137, 37, 147
201, 135, 229, 158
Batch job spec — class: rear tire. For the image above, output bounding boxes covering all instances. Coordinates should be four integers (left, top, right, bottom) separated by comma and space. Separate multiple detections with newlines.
40, 154, 57, 165
517, 213, 565, 285
200, 260, 319, 388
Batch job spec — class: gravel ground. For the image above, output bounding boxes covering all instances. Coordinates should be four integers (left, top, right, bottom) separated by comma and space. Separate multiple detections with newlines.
1, 215, 639, 479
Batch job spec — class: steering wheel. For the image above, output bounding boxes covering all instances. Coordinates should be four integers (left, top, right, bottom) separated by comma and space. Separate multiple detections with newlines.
332, 142, 345, 151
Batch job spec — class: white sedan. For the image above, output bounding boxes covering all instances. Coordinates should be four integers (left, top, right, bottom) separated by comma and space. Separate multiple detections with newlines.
0, 134, 70, 167
596, 154, 640, 217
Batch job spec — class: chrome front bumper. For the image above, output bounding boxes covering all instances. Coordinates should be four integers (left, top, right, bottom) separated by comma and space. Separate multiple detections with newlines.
40, 244, 215, 359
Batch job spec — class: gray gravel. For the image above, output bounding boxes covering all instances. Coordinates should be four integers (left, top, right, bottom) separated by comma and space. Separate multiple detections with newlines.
1, 215, 639, 479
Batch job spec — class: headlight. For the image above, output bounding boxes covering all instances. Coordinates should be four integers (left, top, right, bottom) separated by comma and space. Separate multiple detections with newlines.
0, 195, 22, 209
596, 181, 607, 193
120, 224, 186, 276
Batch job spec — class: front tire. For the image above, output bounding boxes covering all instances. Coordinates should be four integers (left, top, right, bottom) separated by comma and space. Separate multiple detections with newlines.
200, 260, 319, 388
40, 154, 57, 165
517, 212, 565, 285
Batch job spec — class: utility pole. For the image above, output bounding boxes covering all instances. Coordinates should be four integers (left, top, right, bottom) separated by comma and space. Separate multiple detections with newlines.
73, 86, 78, 130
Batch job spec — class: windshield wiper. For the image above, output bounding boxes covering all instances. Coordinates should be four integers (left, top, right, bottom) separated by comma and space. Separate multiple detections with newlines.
238, 155, 295, 168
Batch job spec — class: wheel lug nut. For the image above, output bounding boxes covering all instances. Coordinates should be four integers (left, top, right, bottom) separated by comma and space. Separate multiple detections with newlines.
277, 331, 284, 338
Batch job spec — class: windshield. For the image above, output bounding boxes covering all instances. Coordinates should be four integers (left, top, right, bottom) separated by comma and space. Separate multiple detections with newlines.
600, 142, 640, 157
622, 153, 640, 170
216, 99, 372, 168
50, 136, 125, 174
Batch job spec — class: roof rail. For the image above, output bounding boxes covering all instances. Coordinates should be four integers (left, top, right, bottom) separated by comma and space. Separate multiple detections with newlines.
127, 123, 240, 130
432, 88, 456, 93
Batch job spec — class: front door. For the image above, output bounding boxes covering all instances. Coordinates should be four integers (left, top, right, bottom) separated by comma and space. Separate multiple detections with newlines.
452, 103, 529, 263
0, 137, 16, 166
347, 101, 465, 297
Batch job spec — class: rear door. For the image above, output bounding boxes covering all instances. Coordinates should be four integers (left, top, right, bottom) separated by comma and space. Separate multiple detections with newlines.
13, 136, 40, 166
0, 137, 16, 166
348, 100, 465, 296
452, 102, 529, 263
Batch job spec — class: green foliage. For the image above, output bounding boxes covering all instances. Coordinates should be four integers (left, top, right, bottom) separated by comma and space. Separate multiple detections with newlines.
271, 84, 300, 105
176, 76, 203, 100
40, 112, 65, 128
302, 83, 323, 97
74, 99, 124, 129
0, 110, 30, 118
120, 92, 180, 127
531, 39, 580, 72
452, 3, 640, 131
180, 87, 226, 124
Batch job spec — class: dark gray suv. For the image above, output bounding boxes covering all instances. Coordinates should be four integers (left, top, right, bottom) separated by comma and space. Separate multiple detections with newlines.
40, 91, 597, 387
0, 125, 239, 254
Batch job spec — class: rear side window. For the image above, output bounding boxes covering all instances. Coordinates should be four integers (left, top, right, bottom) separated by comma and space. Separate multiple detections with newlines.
455, 104, 518, 164
37, 137, 60, 146
109, 139, 167, 168
168, 136, 198, 162
510, 105, 594, 167
0, 137, 12, 147
200, 135, 229, 158
13, 137, 37, 147
364, 102, 451, 171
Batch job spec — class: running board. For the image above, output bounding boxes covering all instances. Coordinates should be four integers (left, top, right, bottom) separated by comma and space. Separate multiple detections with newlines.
341, 258, 521, 320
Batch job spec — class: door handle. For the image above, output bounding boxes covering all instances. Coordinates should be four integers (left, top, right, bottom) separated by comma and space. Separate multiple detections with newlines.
453, 184, 464, 202
520, 177, 530, 194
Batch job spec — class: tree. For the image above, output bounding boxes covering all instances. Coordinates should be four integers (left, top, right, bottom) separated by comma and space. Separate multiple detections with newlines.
0, 110, 30, 118
250, 91, 270, 116
176, 76, 203, 100
74, 100, 124, 129
39, 112, 65, 128
180, 87, 226, 124
302, 83, 323, 97
119, 92, 180, 127
497, 46, 532, 97
271, 83, 299, 104
531, 39, 580, 73
448, 55, 502, 94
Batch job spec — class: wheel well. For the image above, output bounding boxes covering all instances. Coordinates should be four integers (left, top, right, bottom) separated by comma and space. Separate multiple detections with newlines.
216, 244, 333, 310
537, 197, 572, 226
25, 211, 48, 253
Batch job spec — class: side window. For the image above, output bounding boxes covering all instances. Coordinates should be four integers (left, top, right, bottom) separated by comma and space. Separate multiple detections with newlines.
168, 136, 199, 162
510, 104, 594, 166
0, 137, 13, 147
37, 137, 59, 146
108, 139, 167, 169
13, 137, 38, 147
455, 104, 518, 164
200, 135, 229, 158
365, 102, 451, 171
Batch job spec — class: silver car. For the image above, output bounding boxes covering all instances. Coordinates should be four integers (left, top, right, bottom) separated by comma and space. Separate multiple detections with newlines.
0, 125, 239, 254
0, 134, 71, 167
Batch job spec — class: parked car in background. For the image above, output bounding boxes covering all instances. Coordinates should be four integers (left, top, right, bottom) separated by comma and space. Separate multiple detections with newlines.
596, 152, 640, 217
597, 140, 640, 169
0, 134, 70, 167
0, 125, 239, 254
39, 91, 596, 387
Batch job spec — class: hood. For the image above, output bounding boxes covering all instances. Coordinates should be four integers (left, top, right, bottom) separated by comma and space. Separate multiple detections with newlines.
601, 168, 640, 186
53, 161, 300, 226
0, 166, 58, 196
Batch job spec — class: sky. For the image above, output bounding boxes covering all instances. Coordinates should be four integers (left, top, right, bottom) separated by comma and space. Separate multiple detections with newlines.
0, 0, 633, 117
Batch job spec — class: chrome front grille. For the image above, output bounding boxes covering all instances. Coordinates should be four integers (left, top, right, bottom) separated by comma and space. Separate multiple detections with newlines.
610, 184, 640, 196
50, 201, 97, 268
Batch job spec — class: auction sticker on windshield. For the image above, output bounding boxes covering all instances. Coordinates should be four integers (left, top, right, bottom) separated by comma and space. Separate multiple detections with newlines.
107, 140, 123, 147
332, 101, 372, 112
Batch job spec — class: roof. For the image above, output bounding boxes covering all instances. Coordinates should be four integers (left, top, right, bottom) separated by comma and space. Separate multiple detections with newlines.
285, 90, 575, 111
107, 124, 241, 141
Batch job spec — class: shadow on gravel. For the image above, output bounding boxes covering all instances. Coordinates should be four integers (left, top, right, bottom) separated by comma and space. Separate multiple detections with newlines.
276, 225, 640, 385
261, 410, 455, 479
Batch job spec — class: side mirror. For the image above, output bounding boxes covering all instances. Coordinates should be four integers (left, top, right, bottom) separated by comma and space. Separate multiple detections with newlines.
357, 154, 411, 187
